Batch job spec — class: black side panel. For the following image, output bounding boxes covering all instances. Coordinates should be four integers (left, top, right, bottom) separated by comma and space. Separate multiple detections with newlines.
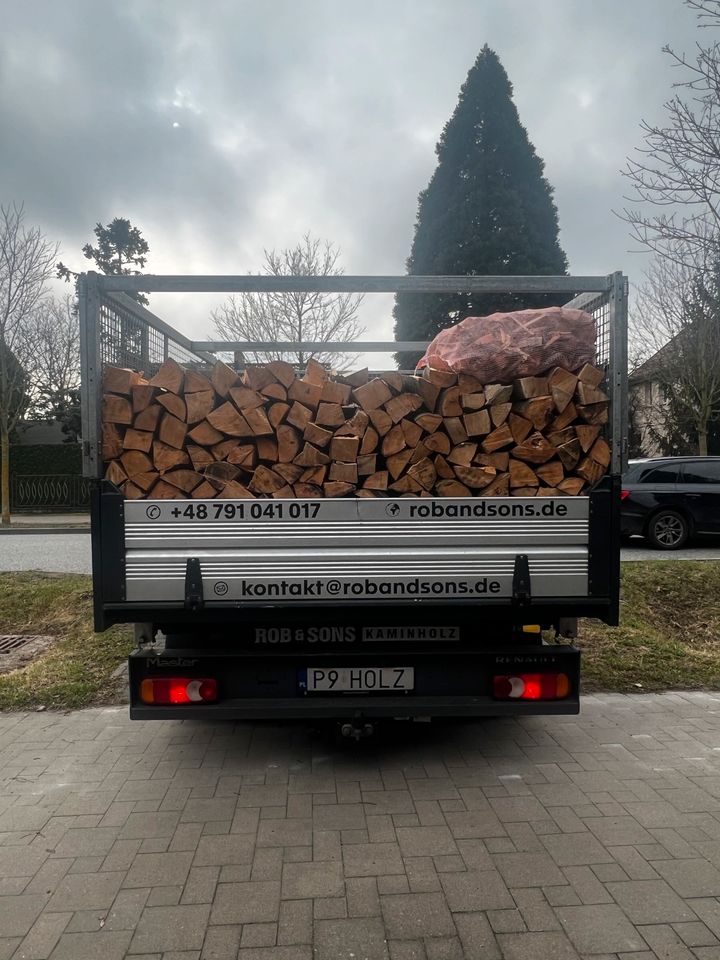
587, 474, 621, 625
92, 482, 126, 631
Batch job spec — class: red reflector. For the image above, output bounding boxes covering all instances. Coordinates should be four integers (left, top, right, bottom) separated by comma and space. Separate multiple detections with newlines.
620, 489, 630, 501
493, 673, 570, 701
140, 677, 218, 705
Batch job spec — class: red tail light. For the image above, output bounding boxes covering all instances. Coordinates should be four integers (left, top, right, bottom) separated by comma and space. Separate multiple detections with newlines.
493, 673, 570, 701
620, 489, 630, 501
140, 677, 218, 705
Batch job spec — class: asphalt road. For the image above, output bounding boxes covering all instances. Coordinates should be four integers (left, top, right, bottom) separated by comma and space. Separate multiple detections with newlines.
0, 531, 719, 575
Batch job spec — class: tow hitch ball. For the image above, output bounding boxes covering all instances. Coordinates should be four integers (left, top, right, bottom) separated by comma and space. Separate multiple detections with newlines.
339, 721, 375, 741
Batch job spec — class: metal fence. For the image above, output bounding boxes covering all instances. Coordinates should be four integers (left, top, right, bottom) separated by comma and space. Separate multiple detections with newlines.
10, 474, 92, 513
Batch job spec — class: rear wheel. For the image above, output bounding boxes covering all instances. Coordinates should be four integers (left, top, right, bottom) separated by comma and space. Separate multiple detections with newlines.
646, 510, 689, 550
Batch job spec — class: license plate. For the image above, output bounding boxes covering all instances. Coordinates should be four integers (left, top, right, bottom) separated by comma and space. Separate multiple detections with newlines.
304, 667, 414, 692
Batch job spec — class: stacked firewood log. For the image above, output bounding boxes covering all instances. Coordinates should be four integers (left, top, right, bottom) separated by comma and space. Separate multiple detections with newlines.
101, 357, 610, 499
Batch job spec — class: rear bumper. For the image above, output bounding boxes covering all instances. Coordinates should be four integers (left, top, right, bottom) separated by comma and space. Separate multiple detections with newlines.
128, 644, 581, 720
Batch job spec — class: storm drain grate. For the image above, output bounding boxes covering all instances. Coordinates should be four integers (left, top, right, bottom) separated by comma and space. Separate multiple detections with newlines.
0, 635, 47, 654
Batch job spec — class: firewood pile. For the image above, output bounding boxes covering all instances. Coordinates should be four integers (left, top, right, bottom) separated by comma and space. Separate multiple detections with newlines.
101, 357, 610, 499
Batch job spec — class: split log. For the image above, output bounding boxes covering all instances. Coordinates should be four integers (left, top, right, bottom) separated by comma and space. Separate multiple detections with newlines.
286, 402, 313, 431
134, 471, 160, 492
207, 403, 252, 437
299, 465, 327, 485
424, 431, 451, 455
558, 477, 585, 496
548, 367, 577, 413
321, 380, 352, 405
508, 414, 533, 444
150, 358, 184, 394
514, 376, 549, 400
536, 461, 565, 487
123, 429, 154, 453
445, 418, 468, 445
511, 486, 537, 497
257, 437, 278, 461
511, 432, 557, 465
288, 379, 323, 409
353, 378, 392, 411
509, 459, 539, 488
274, 463, 304, 484
438, 387, 462, 417
191, 480, 218, 499
324, 481, 355, 497
157, 393, 186, 421
551, 401, 578, 432
381, 424, 406, 457
407, 457, 436, 491
410, 377, 440, 412
401, 419, 423, 448
577, 456, 606, 486
104, 366, 141, 395
447, 443, 477, 467
490, 402, 512, 427
204, 461, 240, 486
386, 448, 413, 480
304, 422, 334, 448
158, 414, 187, 450
105, 460, 127, 486
277, 424, 302, 463
294, 443, 330, 467
133, 403, 162, 435
228, 445, 258, 469
513, 397, 554, 431
589, 437, 611, 467
121, 450, 154, 477
575, 424, 601, 452
243, 406, 274, 437
303, 358, 328, 385
229, 386, 265, 410
249, 465, 287, 494
363, 471, 389, 490
102, 423, 125, 460
425, 368, 457, 388
336, 410, 369, 438
187, 445, 215, 472
577, 362, 605, 387
557, 438, 581, 471
577, 402, 609, 426
132, 384, 155, 413
576, 382, 609, 405
475, 451, 510, 471
434, 455, 455, 479
103, 395, 133, 425
185, 390, 215, 424
360, 427, 380, 455
463, 410, 491, 437
149, 479, 183, 499
329, 461, 358, 484
485, 383, 513, 404
243, 364, 276, 392
315, 402, 346, 428
268, 402, 290, 429
385, 393, 422, 423
220, 480, 255, 499
357, 454, 377, 476
483, 472, 510, 496
435, 479, 472, 497
416, 413, 443, 434
267, 360, 296, 388
368, 408, 393, 437
184, 369, 214, 393
164, 469, 204, 493
482, 423, 514, 452
259, 381, 285, 403
331, 436, 360, 461
453, 465, 496, 489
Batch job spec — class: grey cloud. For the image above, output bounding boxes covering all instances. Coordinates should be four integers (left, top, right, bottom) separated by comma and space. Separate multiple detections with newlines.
0, 0, 700, 339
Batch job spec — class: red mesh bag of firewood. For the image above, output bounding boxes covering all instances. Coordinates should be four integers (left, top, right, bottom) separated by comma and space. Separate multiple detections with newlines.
417, 306, 596, 383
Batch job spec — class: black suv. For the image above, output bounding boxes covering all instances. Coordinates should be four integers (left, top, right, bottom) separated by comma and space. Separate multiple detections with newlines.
621, 456, 720, 549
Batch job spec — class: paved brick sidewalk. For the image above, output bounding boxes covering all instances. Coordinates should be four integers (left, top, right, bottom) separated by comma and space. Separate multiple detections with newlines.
3, 694, 720, 958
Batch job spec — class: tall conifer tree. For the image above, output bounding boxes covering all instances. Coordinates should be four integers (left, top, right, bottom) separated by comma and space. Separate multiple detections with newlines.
394, 46, 568, 367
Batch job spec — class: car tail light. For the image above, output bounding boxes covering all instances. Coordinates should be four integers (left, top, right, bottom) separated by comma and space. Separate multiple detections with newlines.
140, 677, 218, 705
493, 673, 570, 701
620, 489, 630, 501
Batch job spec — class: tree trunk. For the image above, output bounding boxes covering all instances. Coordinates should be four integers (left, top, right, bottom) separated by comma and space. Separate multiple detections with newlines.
699, 425, 709, 456
1, 424, 10, 526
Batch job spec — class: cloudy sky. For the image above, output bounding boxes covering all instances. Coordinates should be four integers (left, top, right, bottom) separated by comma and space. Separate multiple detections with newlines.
0, 0, 700, 351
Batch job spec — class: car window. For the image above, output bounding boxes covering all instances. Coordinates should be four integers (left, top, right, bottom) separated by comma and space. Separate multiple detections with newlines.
638, 464, 680, 483
682, 460, 720, 483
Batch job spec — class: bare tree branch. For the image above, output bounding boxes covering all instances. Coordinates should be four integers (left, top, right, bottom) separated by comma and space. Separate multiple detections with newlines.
630, 241, 720, 455
24, 294, 80, 415
0, 203, 59, 524
211, 234, 365, 370
620, 1, 720, 262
